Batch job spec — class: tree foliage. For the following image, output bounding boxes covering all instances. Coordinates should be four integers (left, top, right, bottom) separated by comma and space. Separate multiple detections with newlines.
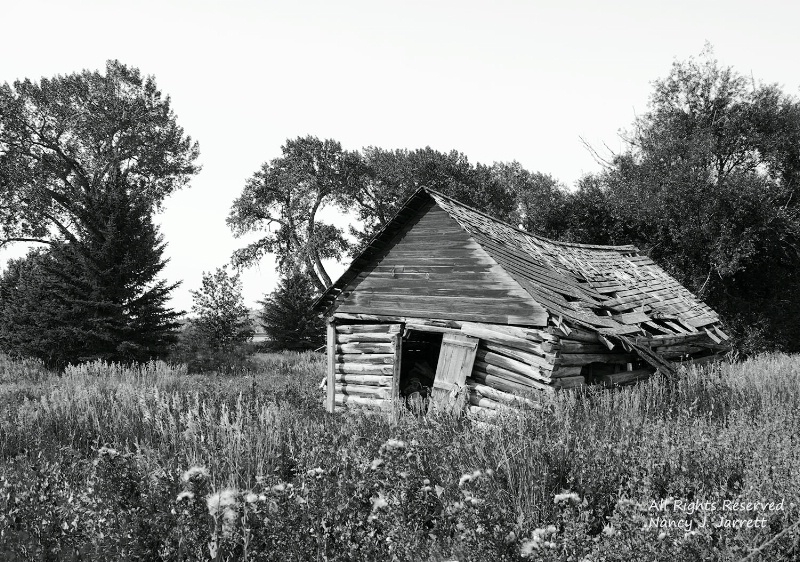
259, 270, 324, 351
567, 49, 800, 353
0, 59, 200, 250
0, 180, 181, 368
227, 136, 358, 291
189, 268, 254, 353
349, 147, 520, 248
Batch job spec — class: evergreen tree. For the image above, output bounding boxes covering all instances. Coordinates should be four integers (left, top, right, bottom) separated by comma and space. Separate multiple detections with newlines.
0, 179, 181, 368
260, 271, 324, 351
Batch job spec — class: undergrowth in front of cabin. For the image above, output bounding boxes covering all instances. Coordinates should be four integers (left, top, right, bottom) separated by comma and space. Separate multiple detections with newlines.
2, 352, 799, 560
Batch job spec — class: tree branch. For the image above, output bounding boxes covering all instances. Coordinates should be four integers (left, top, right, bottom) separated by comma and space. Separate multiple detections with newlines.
0, 237, 53, 250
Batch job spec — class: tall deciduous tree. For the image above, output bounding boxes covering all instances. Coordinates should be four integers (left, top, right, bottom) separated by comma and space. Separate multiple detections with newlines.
227, 136, 357, 291
0, 60, 199, 250
571, 48, 800, 353
348, 147, 519, 249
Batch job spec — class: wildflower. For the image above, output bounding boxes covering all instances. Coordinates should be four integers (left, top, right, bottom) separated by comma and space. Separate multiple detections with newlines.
554, 491, 581, 505
520, 539, 539, 556
505, 530, 516, 543
272, 483, 286, 492
602, 524, 616, 537
423, 478, 430, 486
658, 531, 667, 540
382, 438, 406, 451
97, 446, 119, 458
245, 492, 258, 503
371, 493, 388, 512
181, 466, 209, 483
176, 491, 195, 502
306, 467, 324, 478
207, 489, 239, 537
206, 489, 238, 517
370, 458, 384, 470
421, 485, 433, 493
459, 470, 482, 487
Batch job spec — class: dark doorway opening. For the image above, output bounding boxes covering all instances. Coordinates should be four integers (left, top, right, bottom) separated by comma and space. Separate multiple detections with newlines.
399, 330, 443, 411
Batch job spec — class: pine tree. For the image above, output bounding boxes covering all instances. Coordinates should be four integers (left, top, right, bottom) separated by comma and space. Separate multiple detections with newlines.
259, 270, 324, 351
0, 179, 181, 368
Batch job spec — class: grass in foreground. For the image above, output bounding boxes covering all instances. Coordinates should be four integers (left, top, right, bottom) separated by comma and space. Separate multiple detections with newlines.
1, 352, 799, 561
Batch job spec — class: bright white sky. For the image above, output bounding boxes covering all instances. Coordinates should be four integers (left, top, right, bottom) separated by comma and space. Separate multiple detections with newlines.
2, 0, 799, 312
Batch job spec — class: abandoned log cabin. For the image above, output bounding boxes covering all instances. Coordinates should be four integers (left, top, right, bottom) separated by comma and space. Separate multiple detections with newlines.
314, 187, 730, 416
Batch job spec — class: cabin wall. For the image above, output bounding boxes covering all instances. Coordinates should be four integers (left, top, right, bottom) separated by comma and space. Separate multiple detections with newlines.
330, 322, 401, 412
462, 322, 557, 418
335, 200, 548, 326
325, 314, 726, 417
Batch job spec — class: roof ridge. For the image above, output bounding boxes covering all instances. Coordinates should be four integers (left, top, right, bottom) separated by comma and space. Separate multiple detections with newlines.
424, 187, 640, 253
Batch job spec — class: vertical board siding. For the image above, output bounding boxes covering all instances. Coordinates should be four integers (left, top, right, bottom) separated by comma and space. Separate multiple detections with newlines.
336, 201, 548, 326
429, 334, 479, 413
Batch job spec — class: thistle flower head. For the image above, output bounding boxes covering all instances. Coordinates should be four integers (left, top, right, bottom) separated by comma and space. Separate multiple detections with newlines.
554, 491, 581, 505
181, 466, 209, 483
176, 490, 195, 502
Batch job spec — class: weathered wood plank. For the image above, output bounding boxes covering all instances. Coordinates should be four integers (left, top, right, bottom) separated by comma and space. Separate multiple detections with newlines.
335, 363, 394, 375
466, 379, 541, 408
461, 324, 545, 354
326, 321, 336, 413
430, 333, 478, 413
476, 349, 552, 382
335, 324, 402, 334
558, 352, 638, 366
552, 375, 587, 389
335, 394, 392, 411
336, 333, 395, 343
335, 383, 392, 399
336, 342, 395, 354
392, 334, 402, 411
548, 365, 584, 378
335, 373, 394, 386
467, 405, 499, 418
471, 365, 553, 393
337, 305, 548, 327
597, 369, 653, 386
336, 353, 394, 364
481, 341, 554, 369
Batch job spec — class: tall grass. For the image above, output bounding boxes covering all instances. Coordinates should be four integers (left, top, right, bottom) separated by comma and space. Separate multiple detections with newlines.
1, 352, 799, 560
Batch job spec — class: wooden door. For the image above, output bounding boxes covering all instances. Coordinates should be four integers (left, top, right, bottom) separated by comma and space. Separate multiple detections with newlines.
429, 333, 479, 413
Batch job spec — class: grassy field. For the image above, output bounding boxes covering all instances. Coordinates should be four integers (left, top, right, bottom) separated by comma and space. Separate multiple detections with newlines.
1, 352, 799, 561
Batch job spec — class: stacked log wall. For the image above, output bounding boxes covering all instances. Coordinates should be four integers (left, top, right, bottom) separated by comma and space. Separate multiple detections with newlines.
333, 323, 401, 412
546, 324, 647, 388
460, 321, 556, 417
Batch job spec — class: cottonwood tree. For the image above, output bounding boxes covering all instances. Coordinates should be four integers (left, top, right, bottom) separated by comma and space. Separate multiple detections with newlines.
227, 136, 358, 291
571, 47, 800, 352
0, 60, 199, 250
347, 146, 520, 250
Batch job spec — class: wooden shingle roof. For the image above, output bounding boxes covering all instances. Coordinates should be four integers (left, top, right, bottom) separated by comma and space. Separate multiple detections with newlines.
316, 188, 726, 341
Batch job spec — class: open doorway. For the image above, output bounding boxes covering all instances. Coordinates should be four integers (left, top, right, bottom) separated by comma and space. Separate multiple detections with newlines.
399, 330, 442, 412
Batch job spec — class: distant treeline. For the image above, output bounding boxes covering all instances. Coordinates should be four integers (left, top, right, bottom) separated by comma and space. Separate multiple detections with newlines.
229, 51, 800, 355
2, 49, 800, 367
